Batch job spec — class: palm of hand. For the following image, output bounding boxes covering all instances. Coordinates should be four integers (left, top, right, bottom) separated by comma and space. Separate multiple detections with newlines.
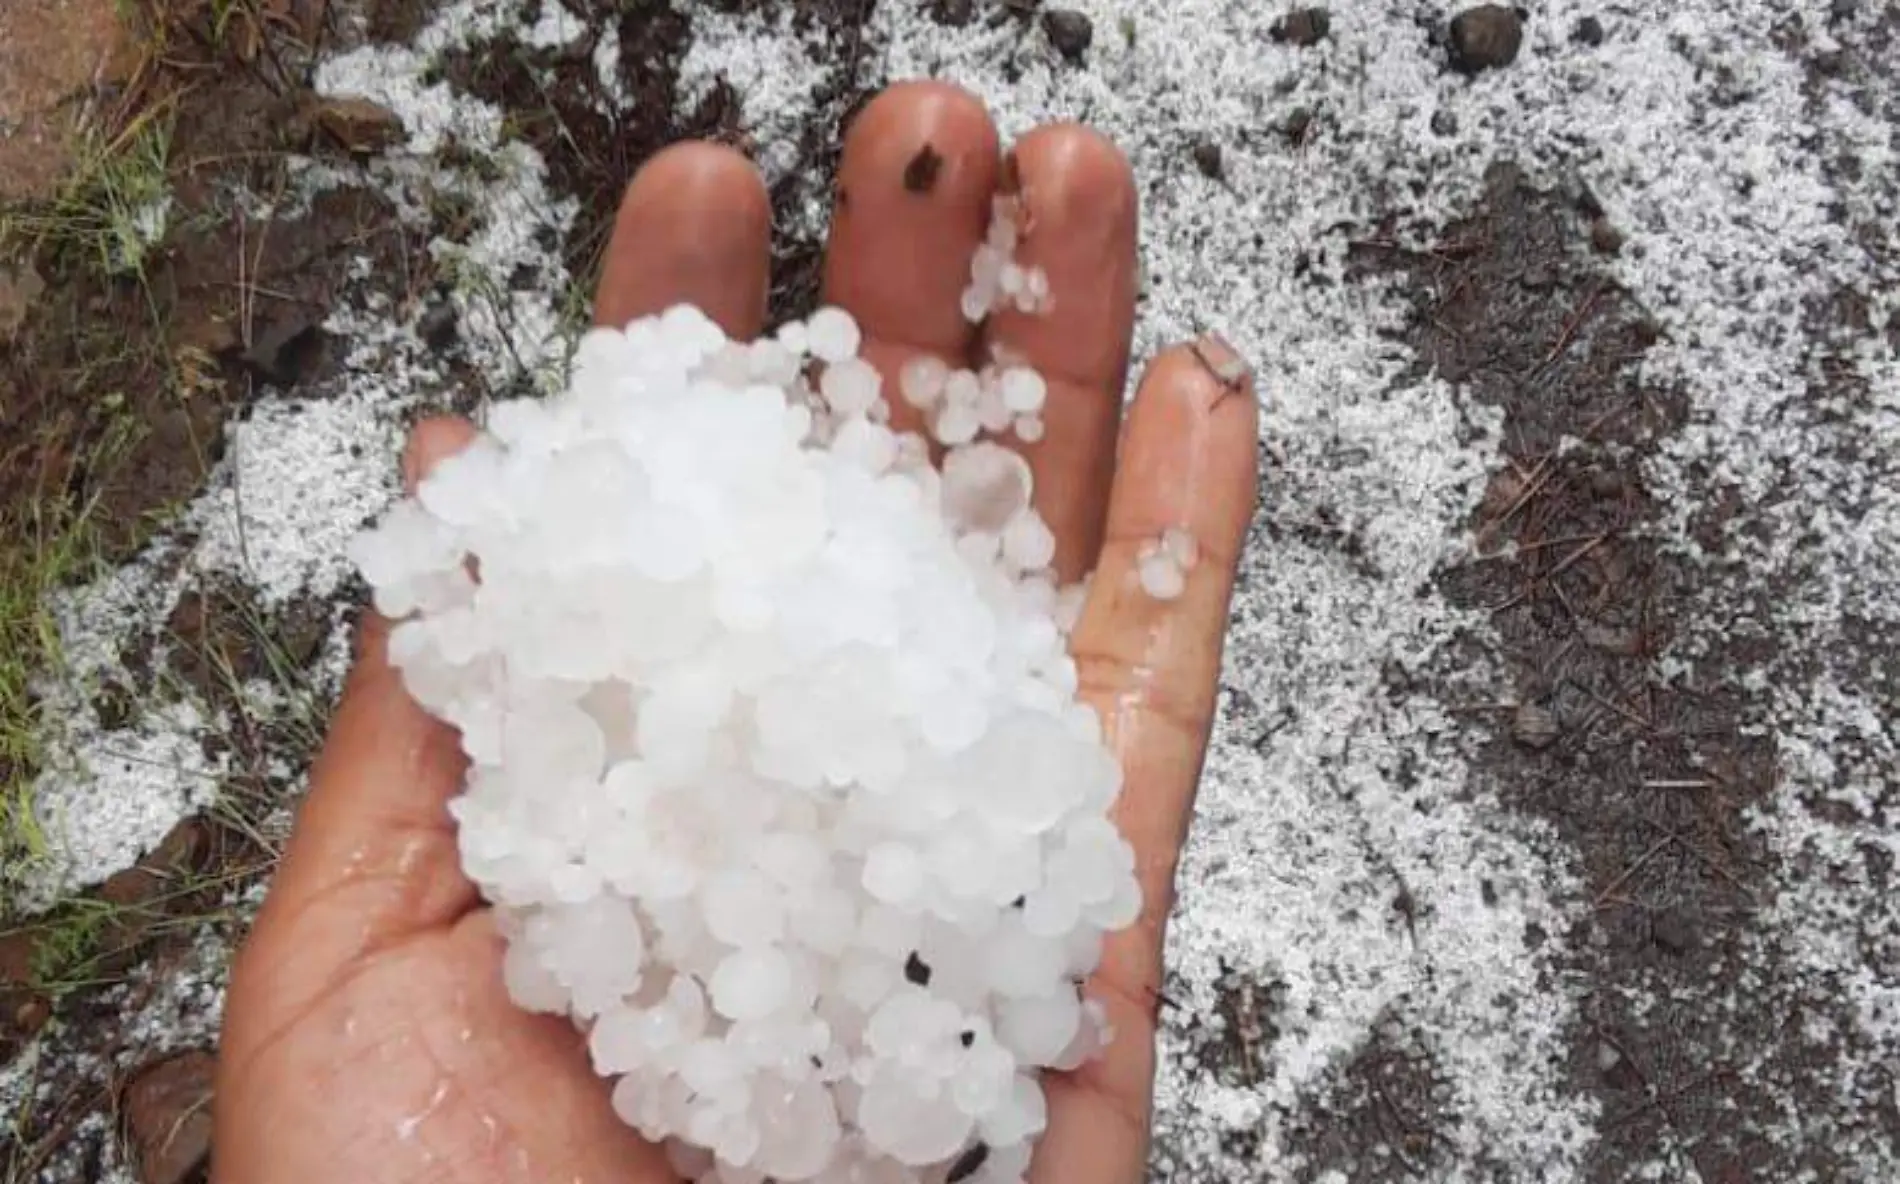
213, 83, 1257, 1184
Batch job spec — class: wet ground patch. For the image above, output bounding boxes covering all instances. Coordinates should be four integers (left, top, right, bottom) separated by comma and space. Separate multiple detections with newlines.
1362, 159, 1894, 1180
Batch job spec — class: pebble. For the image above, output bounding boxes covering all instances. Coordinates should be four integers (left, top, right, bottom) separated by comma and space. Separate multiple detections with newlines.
124, 1051, 217, 1184
1511, 702, 1560, 750
1270, 7, 1331, 47
1191, 138, 1224, 179
1572, 15, 1605, 46
419, 300, 459, 349
1650, 908, 1699, 955
1283, 107, 1315, 146
1430, 109, 1459, 136
1043, 8, 1094, 61
1447, 4, 1524, 73
931, 0, 974, 27
309, 95, 407, 156
1590, 218, 1625, 256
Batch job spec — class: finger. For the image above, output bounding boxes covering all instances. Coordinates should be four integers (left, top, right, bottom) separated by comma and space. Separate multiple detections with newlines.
230, 418, 481, 1025
984, 126, 1138, 582
1031, 337, 1258, 1182
594, 141, 772, 340
822, 81, 1001, 436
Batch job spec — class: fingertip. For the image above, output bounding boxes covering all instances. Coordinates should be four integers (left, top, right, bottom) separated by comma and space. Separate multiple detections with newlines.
401, 414, 479, 494
841, 80, 1000, 178
1005, 122, 1137, 242
618, 141, 772, 238
825, 81, 1001, 358
597, 141, 772, 338
1113, 336, 1261, 565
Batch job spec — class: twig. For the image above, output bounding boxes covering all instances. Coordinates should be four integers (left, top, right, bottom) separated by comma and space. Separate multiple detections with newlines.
1529, 283, 1607, 378
1593, 836, 1673, 907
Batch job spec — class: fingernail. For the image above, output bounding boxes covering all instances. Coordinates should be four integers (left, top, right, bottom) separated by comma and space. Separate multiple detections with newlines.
1190, 332, 1253, 401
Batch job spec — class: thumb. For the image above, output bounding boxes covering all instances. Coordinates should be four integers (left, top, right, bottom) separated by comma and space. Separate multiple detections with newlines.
226, 418, 480, 1031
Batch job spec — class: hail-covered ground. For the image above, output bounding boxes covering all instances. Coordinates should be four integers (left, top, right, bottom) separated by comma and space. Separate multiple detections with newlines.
3, 0, 1895, 1181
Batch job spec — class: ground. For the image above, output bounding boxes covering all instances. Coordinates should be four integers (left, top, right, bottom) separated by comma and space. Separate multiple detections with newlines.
0, 1, 1895, 1182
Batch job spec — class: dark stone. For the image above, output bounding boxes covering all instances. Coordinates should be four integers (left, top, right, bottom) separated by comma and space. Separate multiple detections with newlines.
904, 951, 933, 986
1447, 5, 1524, 73
234, 315, 328, 388
309, 95, 406, 156
947, 1142, 990, 1183
1572, 15, 1605, 46
1191, 138, 1224, 179
418, 300, 458, 349
1431, 109, 1459, 135
1829, 0, 1857, 22
123, 1051, 216, 1184
93, 679, 135, 730
1283, 106, 1315, 146
1651, 908, 1699, 955
1043, 8, 1094, 61
1270, 7, 1331, 46
1590, 218, 1625, 256
931, 0, 974, 25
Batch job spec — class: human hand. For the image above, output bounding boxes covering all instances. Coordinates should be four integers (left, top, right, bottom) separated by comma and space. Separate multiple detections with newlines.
212, 81, 1258, 1184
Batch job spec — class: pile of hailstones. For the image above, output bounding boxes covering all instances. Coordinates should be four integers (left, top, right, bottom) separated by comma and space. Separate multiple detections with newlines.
352, 200, 1191, 1184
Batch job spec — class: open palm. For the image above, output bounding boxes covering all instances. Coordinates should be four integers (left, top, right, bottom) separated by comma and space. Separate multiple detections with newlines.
212, 82, 1258, 1184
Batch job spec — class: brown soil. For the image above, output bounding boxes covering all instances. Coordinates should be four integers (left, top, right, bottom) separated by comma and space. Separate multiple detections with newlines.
1354, 162, 1876, 1182
0, 3, 425, 1178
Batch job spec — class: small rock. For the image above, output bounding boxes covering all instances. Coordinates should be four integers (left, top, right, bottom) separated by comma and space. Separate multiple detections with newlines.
1651, 908, 1699, 955
1590, 218, 1625, 256
13, 995, 52, 1036
1447, 5, 1524, 73
1282, 106, 1315, 146
310, 96, 407, 156
1828, 0, 1856, 23
931, 0, 974, 27
100, 865, 163, 908
1043, 8, 1093, 61
1270, 7, 1331, 46
1511, 702, 1560, 750
1430, 109, 1459, 136
418, 300, 459, 349
1572, 15, 1605, 46
236, 314, 328, 388
123, 1052, 216, 1184
1191, 138, 1224, 179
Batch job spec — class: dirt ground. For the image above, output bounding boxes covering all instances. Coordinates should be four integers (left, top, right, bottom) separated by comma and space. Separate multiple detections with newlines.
2, 0, 1895, 1181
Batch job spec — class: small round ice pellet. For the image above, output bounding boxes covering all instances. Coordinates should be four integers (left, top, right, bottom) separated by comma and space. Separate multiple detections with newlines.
900, 354, 950, 409
1137, 551, 1186, 600
999, 368, 1047, 415
347, 298, 1150, 1184
710, 948, 794, 1022
821, 357, 883, 417
806, 306, 863, 363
